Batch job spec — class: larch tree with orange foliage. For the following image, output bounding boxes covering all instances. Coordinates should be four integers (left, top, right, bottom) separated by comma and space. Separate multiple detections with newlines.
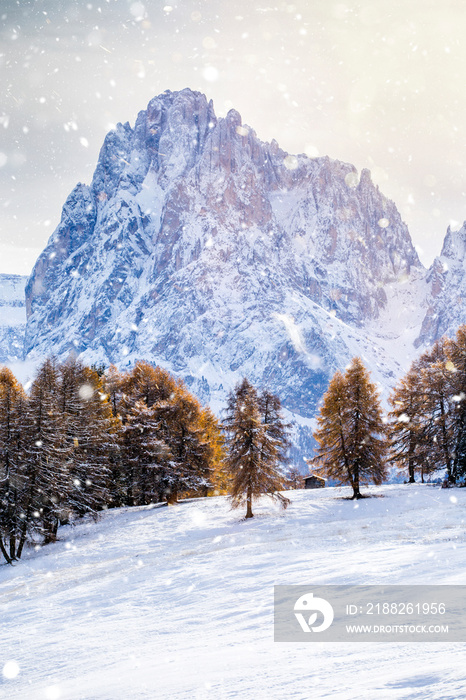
224, 378, 290, 519
313, 358, 387, 499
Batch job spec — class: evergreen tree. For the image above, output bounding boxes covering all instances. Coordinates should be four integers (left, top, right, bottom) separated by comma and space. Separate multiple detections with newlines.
388, 338, 457, 483
417, 339, 455, 481
105, 361, 220, 505
104, 364, 125, 419
224, 379, 290, 519
120, 398, 172, 505
285, 466, 303, 490
21, 359, 70, 546
388, 358, 428, 483
445, 326, 466, 481
153, 383, 212, 502
198, 407, 227, 495
258, 389, 291, 473
313, 358, 387, 498
57, 358, 115, 517
122, 361, 177, 409
0, 368, 28, 563
101, 364, 126, 506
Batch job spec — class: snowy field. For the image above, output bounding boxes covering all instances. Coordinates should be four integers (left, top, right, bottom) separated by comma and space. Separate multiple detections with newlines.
1, 484, 466, 700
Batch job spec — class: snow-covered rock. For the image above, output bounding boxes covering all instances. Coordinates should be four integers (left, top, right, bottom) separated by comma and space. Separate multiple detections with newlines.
416, 222, 466, 347
24, 89, 429, 456
0, 274, 27, 363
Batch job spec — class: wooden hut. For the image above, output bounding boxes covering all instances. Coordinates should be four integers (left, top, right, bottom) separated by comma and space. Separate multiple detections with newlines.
304, 474, 326, 489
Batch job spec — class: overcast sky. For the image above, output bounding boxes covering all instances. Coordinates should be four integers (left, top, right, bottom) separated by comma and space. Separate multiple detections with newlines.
2, 0, 466, 275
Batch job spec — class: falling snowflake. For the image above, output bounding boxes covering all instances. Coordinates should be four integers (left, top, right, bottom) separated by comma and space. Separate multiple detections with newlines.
345, 171, 359, 188
203, 66, 219, 82
78, 383, 94, 400
45, 685, 61, 700
2, 661, 20, 679
284, 155, 298, 170
236, 125, 248, 137
397, 413, 410, 423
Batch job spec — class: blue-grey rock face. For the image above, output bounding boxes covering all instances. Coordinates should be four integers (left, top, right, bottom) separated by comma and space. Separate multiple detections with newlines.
0, 274, 27, 362
416, 223, 466, 348
25, 88, 426, 451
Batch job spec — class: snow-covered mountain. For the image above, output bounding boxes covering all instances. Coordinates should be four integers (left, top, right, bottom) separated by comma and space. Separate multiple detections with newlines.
0, 274, 27, 363
24, 88, 431, 454
416, 222, 466, 347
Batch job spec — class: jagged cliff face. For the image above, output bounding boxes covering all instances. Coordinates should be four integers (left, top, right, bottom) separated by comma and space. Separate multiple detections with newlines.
25, 88, 423, 432
0, 274, 27, 363
416, 223, 466, 347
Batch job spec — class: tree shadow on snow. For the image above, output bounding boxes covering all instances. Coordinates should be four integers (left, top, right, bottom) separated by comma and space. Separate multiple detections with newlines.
339, 493, 385, 500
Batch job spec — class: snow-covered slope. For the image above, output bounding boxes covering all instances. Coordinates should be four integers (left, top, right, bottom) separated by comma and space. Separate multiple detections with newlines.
23, 89, 429, 455
0, 274, 27, 362
1, 485, 465, 699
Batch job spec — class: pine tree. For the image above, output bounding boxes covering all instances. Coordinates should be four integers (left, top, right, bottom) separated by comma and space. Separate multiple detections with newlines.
105, 361, 219, 505
313, 358, 387, 498
258, 389, 291, 473
101, 364, 126, 506
104, 364, 125, 419
153, 383, 211, 502
57, 358, 114, 517
285, 466, 303, 490
388, 358, 427, 483
388, 337, 459, 483
123, 361, 177, 409
445, 326, 466, 481
120, 398, 172, 505
0, 368, 28, 563
21, 359, 70, 547
198, 407, 227, 495
111, 361, 178, 504
224, 379, 290, 518
417, 339, 455, 481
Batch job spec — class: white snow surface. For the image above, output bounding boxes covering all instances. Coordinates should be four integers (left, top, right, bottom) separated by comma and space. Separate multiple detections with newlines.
1, 484, 465, 699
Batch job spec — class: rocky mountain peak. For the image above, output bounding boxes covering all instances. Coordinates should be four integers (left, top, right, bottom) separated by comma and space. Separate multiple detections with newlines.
440, 222, 466, 261
415, 222, 466, 348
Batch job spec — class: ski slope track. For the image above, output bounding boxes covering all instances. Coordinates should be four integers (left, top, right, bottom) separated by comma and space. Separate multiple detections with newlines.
1, 485, 465, 699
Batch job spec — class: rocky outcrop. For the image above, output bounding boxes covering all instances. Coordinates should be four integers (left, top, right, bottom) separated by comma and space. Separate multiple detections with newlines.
416, 223, 466, 348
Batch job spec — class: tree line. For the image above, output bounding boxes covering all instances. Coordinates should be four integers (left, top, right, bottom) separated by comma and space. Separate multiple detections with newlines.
5, 322, 463, 564
0, 360, 291, 564
312, 324, 466, 497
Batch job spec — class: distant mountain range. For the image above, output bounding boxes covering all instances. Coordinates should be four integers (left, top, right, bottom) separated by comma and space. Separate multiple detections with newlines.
1, 89, 465, 459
